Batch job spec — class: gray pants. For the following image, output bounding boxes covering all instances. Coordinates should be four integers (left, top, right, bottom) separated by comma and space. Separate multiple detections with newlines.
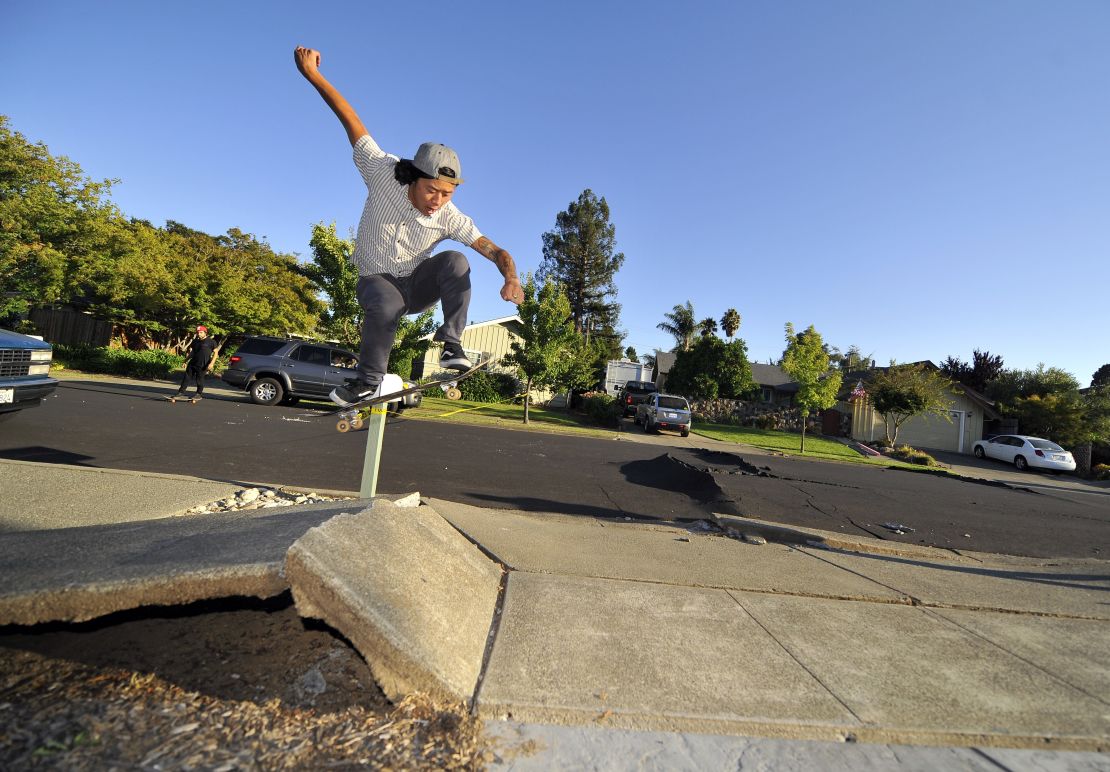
355, 250, 471, 383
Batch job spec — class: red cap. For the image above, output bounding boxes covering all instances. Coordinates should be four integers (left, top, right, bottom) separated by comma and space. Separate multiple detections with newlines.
196, 325, 208, 332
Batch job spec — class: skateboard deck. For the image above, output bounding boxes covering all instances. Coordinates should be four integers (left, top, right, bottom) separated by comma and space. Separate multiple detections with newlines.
165, 395, 202, 403
325, 360, 491, 432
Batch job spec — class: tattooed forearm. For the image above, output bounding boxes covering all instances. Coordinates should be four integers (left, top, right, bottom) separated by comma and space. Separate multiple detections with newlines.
473, 237, 519, 280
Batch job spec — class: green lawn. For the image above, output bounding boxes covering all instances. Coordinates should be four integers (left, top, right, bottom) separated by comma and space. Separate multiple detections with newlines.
693, 423, 916, 468
400, 396, 615, 438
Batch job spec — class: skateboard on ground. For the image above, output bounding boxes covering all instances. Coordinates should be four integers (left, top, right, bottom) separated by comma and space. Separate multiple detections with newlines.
326, 359, 491, 433
165, 395, 202, 404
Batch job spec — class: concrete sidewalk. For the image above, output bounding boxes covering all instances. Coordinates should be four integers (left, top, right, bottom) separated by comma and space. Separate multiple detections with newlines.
0, 460, 1107, 767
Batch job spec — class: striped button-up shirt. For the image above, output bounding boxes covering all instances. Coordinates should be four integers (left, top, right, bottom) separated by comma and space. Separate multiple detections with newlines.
351, 134, 482, 277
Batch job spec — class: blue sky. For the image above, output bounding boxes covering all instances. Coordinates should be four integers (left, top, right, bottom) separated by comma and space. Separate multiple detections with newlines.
5, 1, 1108, 386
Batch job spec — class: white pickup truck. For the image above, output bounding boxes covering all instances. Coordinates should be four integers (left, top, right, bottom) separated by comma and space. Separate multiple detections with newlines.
634, 393, 692, 437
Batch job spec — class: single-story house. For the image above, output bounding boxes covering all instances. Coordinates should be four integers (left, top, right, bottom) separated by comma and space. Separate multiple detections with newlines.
654, 353, 797, 406
414, 315, 554, 403
749, 363, 798, 406
841, 362, 1000, 454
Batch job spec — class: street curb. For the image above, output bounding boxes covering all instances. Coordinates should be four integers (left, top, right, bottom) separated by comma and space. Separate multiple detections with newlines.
710, 512, 1110, 565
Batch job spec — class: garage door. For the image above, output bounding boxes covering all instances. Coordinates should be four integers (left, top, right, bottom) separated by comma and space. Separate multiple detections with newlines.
897, 412, 961, 452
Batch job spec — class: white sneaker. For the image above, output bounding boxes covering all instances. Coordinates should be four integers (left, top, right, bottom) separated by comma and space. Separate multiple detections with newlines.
329, 373, 404, 407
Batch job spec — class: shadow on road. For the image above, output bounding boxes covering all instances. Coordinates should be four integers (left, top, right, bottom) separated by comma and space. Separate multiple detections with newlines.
807, 549, 1110, 593
0, 447, 95, 466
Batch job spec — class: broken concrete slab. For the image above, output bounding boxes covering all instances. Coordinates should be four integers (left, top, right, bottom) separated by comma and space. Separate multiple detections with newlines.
732, 590, 1110, 748
799, 547, 1110, 620
284, 499, 502, 704
0, 459, 243, 532
0, 500, 359, 626
477, 571, 859, 738
429, 498, 906, 603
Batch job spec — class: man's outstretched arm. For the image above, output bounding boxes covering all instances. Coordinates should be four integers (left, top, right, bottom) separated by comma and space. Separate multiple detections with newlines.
294, 46, 367, 146
472, 237, 524, 305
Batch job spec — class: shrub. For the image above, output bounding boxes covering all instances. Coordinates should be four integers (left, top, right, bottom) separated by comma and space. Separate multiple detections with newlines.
455, 370, 518, 403
581, 392, 622, 427
1093, 464, 1110, 481
890, 444, 939, 466
53, 344, 184, 380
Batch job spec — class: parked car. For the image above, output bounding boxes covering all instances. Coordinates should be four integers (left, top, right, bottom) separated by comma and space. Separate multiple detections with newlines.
221, 336, 421, 409
635, 393, 692, 437
618, 380, 658, 417
0, 328, 58, 420
972, 435, 1076, 473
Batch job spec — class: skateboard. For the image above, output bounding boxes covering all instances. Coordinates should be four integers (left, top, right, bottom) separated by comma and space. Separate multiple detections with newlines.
165, 395, 202, 404
327, 360, 491, 433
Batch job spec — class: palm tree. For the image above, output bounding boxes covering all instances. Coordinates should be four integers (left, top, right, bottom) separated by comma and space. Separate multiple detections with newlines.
657, 301, 696, 351
720, 308, 741, 339
698, 317, 718, 337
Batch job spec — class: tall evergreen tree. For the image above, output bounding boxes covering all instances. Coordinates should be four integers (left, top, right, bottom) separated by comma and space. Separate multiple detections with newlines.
537, 189, 624, 338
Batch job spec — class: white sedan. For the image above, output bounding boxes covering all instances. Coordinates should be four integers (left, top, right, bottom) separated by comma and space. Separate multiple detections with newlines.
971, 435, 1076, 473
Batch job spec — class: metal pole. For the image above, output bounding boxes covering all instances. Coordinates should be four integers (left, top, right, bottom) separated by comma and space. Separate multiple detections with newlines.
359, 405, 389, 499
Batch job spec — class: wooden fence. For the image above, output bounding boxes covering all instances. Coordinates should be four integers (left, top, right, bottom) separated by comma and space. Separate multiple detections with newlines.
29, 308, 113, 347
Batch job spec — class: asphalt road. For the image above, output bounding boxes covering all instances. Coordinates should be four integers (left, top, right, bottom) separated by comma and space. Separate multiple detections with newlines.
3, 378, 1108, 559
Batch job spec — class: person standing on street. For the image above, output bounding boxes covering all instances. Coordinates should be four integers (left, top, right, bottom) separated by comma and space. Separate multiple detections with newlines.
168, 325, 218, 402
293, 45, 524, 407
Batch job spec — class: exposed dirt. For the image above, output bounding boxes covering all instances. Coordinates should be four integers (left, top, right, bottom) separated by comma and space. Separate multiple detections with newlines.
0, 595, 492, 769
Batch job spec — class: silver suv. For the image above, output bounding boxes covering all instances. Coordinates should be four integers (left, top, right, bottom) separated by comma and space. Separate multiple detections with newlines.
221, 336, 420, 408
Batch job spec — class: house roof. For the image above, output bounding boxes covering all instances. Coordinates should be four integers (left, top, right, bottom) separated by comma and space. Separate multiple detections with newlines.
750, 363, 798, 391
838, 362, 1001, 420
654, 351, 677, 375
420, 315, 522, 340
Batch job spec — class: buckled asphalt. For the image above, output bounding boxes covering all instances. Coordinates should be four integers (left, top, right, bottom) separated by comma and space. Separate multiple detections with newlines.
1, 444, 1108, 768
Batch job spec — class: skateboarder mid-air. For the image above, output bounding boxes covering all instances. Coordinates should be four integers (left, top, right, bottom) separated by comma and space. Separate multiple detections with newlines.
293, 46, 524, 407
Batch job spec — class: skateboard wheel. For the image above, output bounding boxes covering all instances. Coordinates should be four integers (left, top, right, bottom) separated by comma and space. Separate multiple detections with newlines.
349, 416, 364, 430
336, 419, 351, 433
445, 387, 462, 400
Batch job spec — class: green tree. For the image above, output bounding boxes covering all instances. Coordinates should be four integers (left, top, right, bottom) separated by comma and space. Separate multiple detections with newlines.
781, 323, 843, 454
624, 346, 638, 362
657, 301, 696, 352
389, 310, 436, 379
940, 349, 1004, 393
0, 115, 119, 319
1091, 364, 1110, 389
502, 276, 579, 424
720, 308, 741, 339
866, 364, 956, 446
537, 189, 624, 338
832, 344, 873, 371
297, 223, 362, 348
666, 336, 754, 400
698, 316, 718, 338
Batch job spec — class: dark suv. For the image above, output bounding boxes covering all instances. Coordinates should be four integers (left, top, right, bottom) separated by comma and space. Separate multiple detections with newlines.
222, 336, 420, 408
0, 328, 59, 419
617, 380, 657, 417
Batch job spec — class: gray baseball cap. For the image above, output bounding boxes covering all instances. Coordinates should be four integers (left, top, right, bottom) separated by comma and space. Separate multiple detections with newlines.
412, 142, 464, 184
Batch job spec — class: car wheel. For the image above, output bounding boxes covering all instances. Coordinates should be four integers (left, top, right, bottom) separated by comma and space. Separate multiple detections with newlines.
633, 413, 641, 425
250, 377, 284, 406
681, 428, 690, 438
973, 446, 985, 459
1014, 455, 1028, 471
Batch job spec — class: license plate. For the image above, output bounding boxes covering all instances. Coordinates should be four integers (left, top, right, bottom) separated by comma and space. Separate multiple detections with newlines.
665, 412, 677, 419
0, 389, 12, 404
